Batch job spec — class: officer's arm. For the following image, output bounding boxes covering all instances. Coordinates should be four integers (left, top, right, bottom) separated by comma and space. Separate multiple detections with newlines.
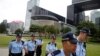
46, 44, 50, 52
55, 45, 58, 50
41, 40, 43, 46
83, 48, 86, 56
76, 44, 80, 56
55, 43, 58, 50
23, 42, 28, 54
8, 42, 12, 56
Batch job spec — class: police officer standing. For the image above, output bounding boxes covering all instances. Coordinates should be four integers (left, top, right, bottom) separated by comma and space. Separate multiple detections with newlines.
24, 34, 37, 56
36, 37, 43, 56
75, 28, 90, 56
8, 33, 24, 56
48, 32, 77, 56
46, 34, 58, 56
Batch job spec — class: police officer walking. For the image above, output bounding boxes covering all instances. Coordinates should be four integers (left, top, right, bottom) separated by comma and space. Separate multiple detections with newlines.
24, 34, 37, 56
36, 37, 43, 56
75, 28, 90, 56
46, 34, 58, 56
8, 33, 24, 56
48, 32, 77, 56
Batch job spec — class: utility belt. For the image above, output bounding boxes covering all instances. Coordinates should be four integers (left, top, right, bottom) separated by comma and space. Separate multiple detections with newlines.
37, 45, 42, 48
25, 51, 35, 56
10, 53, 22, 56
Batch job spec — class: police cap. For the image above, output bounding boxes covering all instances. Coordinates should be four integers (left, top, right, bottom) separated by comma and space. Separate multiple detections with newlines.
62, 32, 77, 44
80, 27, 90, 35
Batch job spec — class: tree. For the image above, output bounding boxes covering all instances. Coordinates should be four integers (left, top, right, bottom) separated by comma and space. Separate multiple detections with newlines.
60, 27, 71, 34
91, 28, 100, 42
46, 25, 59, 34
29, 24, 40, 32
77, 21, 100, 42
77, 21, 97, 36
0, 22, 7, 33
15, 29, 23, 34
29, 24, 60, 38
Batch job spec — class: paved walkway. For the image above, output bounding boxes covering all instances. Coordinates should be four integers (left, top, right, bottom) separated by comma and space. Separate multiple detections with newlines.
0, 47, 8, 56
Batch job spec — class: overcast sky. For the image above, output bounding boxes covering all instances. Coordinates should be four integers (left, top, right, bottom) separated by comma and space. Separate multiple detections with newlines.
0, 0, 91, 23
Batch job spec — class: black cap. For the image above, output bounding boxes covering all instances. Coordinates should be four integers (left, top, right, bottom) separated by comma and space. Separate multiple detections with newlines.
16, 33, 22, 38
80, 27, 90, 35
62, 32, 77, 44
51, 34, 56, 40
31, 33, 35, 37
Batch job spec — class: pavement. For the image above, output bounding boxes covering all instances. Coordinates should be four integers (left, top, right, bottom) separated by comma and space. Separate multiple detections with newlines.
0, 47, 8, 56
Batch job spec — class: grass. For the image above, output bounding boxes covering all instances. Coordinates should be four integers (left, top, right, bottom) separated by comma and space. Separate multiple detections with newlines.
0, 36, 100, 56
0, 36, 14, 47
87, 43, 100, 56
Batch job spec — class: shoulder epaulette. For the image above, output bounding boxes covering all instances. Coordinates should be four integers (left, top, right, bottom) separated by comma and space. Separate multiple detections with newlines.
72, 53, 76, 56
48, 42, 51, 44
83, 42, 86, 49
51, 50, 61, 56
21, 40, 24, 45
54, 43, 57, 47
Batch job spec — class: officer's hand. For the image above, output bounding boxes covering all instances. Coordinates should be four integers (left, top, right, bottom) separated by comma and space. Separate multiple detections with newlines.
25, 50, 28, 54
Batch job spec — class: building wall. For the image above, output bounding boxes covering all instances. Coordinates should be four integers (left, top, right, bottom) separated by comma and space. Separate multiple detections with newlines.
25, 0, 65, 31
9, 21, 24, 33
72, 0, 91, 4
85, 16, 89, 21
91, 10, 100, 23
31, 20, 59, 27
24, 0, 40, 31
95, 17, 100, 27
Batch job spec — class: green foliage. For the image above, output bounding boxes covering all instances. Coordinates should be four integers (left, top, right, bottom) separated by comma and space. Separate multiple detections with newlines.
29, 24, 40, 32
77, 21, 97, 36
90, 28, 100, 42
0, 22, 7, 33
77, 21, 100, 42
30, 25, 60, 34
15, 29, 23, 34
46, 25, 59, 34
60, 27, 71, 34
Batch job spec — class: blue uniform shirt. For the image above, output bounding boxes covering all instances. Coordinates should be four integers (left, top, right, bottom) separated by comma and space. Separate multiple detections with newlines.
36, 39, 43, 45
46, 42, 57, 53
24, 40, 36, 51
9, 40, 24, 53
76, 41, 86, 56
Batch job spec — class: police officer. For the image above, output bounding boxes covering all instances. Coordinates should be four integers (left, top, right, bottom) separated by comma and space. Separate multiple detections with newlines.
46, 34, 57, 56
48, 32, 77, 56
36, 37, 43, 56
24, 34, 37, 56
75, 28, 90, 56
8, 33, 24, 56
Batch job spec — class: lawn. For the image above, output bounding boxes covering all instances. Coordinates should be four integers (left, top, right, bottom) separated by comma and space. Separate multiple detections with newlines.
0, 36, 100, 56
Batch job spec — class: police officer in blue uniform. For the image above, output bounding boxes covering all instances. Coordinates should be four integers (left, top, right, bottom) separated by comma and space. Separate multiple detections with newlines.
48, 32, 77, 56
46, 34, 58, 56
24, 34, 37, 56
36, 37, 43, 56
8, 33, 24, 56
75, 28, 90, 56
